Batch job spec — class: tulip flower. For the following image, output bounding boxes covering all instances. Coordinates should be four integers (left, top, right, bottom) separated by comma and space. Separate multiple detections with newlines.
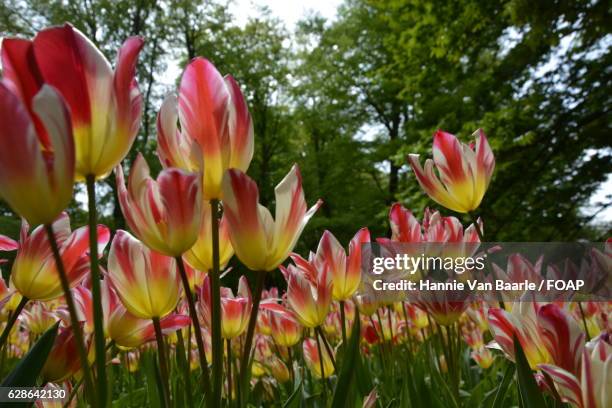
265, 355, 291, 383
472, 346, 495, 369
303, 337, 335, 379
488, 302, 584, 372
107, 303, 189, 348
157, 58, 254, 199
41, 325, 84, 382
314, 228, 370, 301
199, 276, 252, 339
72, 278, 120, 336
0, 77, 74, 225
115, 153, 202, 256
283, 255, 332, 328
222, 165, 321, 272
29, 24, 144, 179
11, 214, 110, 301
269, 307, 303, 347
355, 293, 380, 317
107, 230, 181, 320
540, 334, 611, 408
184, 204, 233, 273
19, 302, 58, 335
408, 129, 495, 213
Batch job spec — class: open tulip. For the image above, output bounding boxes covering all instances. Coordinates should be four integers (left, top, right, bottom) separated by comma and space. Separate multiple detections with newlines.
488, 302, 584, 372
199, 275, 252, 339
108, 230, 181, 319
72, 278, 120, 337
269, 306, 303, 347
19, 302, 58, 335
41, 325, 83, 382
0, 69, 74, 225
115, 153, 202, 256
283, 255, 332, 328
540, 334, 611, 408
11, 214, 109, 301
28, 24, 144, 179
184, 203, 233, 273
108, 303, 189, 349
303, 337, 335, 379
408, 129, 495, 213
157, 58, 253, 199
222, 165, 321, 272
315, 228, 370, 301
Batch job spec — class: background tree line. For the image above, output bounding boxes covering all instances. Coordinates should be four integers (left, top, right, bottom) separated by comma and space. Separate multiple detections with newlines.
0, 0, 610, 255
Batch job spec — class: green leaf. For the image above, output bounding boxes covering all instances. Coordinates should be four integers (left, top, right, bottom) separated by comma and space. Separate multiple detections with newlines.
488, 362, 515, 408
513, 335, 547, 408
141, 351, 162, 408
331, 310, 361, 408
282, 380, 302, 408
1, 321, 59, 387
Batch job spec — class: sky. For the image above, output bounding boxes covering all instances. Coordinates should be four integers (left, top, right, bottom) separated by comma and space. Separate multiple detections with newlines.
229, 0, 341, 28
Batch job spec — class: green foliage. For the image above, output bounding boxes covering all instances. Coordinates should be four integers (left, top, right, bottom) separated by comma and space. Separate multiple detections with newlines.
1, 322, 58, 397
513, 335, 547, 407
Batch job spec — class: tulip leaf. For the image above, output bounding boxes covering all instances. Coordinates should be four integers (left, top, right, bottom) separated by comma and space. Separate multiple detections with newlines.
1, 321, 59, 388
513, 335, 547, 408
282, 380, 302, 408
331, 310, 361, 408
488, 362, 515, 408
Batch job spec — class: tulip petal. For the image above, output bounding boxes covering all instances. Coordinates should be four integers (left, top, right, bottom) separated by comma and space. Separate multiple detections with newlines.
179, 58, 230, 198
225, 75, 254, 171
222, 169, 268, 271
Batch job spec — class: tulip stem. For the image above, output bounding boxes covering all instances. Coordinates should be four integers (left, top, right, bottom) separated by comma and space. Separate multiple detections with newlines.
210, 199, 223, 407
226, 339, 233, 403
339, 300, 347, 347
86, 174, 107, 406
174, 255, 212, 404
44, 223, 97, 407
238, 271, 265, 407
315, 327, 337, 371
152, 316, 171, 408
175, 328, 194, 408
0, 296, 27, 349
314, 330, 327, 402
467, 212, 484, 242
578, 302, 591, 341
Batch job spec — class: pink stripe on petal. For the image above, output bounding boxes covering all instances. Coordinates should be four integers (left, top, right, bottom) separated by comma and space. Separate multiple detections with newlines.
0, 235, 19, 251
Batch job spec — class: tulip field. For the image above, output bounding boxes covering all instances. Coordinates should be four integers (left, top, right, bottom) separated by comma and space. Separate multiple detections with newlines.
0, 11, 610, 408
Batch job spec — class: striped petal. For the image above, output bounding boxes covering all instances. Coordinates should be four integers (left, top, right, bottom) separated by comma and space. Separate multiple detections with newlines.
178, 57, 230, 199
268, 165, 322, 271
225, 75, 254, 172
108, 230, 181, 319
538, 303, 585, 374
222, 169, 268, 271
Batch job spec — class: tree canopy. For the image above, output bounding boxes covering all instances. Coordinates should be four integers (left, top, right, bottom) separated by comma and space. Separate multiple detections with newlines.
1, 0, 610, 249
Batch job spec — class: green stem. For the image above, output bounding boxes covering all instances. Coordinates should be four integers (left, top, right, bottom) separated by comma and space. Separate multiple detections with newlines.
0, 296, 27, 348
210, 199, 223, 407
315, 326, 337, 371
339, 300, 347, 347
314, 330, 327, 403
175, 255, 212, 404
86, 174, 107, 406
287, 347, 294, 383
238, 271, 265, 407
578, 302, 591, 341
175, 328, 194, 408
468, 211, 506, 310
153, 316, 171, 408
226, 339, 233, 404
44, 223, 97, 406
